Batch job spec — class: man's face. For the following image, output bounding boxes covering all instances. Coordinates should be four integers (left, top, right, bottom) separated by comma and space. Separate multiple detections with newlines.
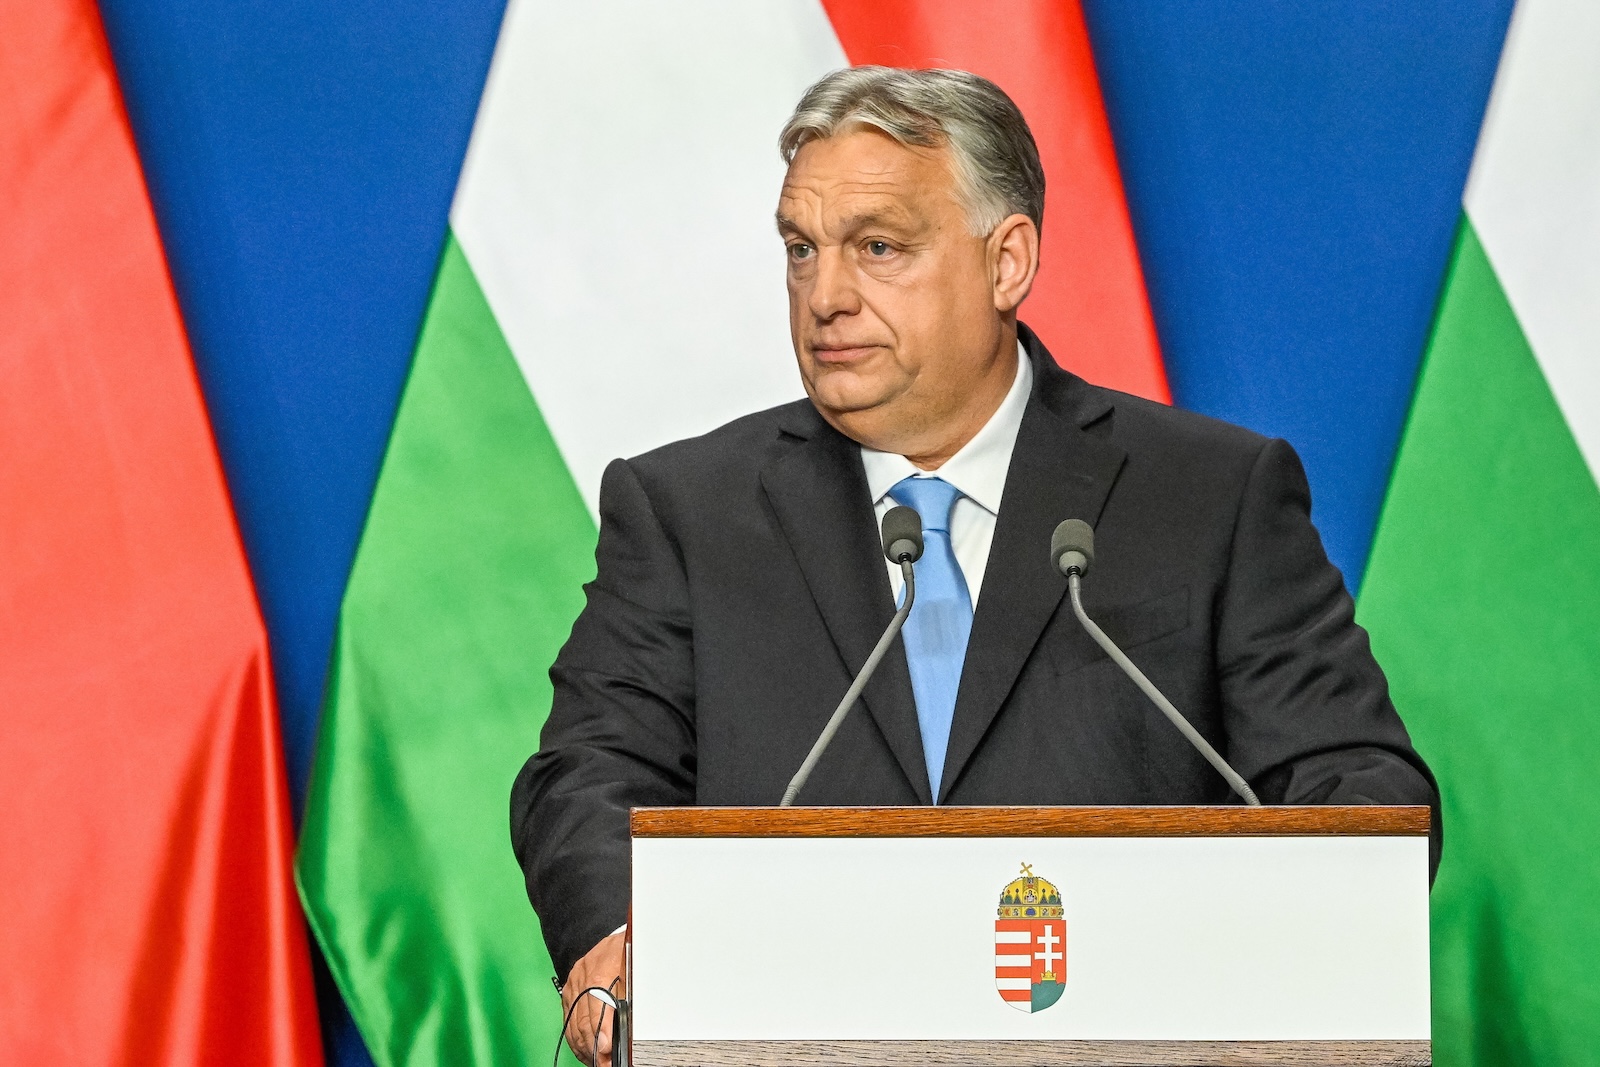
777, 128, 1024, 459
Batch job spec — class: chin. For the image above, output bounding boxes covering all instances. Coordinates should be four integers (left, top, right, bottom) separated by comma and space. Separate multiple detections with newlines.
807, 375, 893, 419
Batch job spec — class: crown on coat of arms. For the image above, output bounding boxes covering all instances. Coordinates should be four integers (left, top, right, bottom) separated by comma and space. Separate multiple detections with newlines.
996, 862, 1064, 919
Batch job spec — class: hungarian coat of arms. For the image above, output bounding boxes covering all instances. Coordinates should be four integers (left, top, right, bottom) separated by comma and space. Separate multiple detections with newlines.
994, 863, 1066, 1013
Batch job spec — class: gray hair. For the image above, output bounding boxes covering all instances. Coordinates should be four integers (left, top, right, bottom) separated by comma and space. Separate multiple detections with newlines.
779, 66, 1045, 237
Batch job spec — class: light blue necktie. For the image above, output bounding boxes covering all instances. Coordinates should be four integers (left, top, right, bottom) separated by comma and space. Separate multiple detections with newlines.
889, 476, 974, 801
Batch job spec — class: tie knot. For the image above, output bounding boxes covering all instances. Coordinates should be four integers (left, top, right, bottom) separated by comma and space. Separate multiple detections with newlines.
888, 475, 963, 533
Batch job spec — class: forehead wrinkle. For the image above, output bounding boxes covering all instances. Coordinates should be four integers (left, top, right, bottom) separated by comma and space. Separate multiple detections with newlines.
833, 209, 916, 235
778, 175, 905, 211
777, 169, 937, 240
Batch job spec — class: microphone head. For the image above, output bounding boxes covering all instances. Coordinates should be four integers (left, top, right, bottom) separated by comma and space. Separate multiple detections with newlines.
882, 505, 924, 563
1050, 518, 1095, 577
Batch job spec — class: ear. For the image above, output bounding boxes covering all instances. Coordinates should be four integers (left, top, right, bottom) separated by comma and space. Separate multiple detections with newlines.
989, 213, 1040, 314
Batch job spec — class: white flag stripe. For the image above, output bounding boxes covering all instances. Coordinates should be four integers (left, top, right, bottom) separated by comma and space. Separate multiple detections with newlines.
1464, 0, 1600, 485
994, 930, 1032, 944
994, 954, 1031, 968
995, 978, 1033, 991
453, 0, 847, 517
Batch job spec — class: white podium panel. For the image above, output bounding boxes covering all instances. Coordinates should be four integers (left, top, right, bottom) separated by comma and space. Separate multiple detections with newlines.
627, 807, 1432, 1066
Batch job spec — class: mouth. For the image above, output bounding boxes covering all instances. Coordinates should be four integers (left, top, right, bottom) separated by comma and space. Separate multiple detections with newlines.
809, 343, 886, 365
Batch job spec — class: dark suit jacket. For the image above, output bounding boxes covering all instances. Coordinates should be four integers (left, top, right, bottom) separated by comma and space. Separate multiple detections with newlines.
512, 326, 1440, 980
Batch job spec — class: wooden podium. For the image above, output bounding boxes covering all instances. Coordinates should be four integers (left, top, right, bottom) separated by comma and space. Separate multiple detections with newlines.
627, 806, 1431, 1066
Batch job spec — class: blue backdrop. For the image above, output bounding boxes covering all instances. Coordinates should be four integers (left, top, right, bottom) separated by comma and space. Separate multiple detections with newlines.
97, 0, 508, 816
97, 2, 1512, 1062
1082, 0, 1513, 586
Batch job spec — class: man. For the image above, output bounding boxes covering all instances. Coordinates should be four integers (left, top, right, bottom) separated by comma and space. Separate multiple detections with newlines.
512, 67, 1439, 1065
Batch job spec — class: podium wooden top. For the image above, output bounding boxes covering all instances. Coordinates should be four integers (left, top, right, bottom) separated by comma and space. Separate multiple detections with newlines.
630, 805, 1429, 838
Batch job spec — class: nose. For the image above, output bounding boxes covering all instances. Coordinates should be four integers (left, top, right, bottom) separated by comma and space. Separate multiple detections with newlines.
807, 246, 860, 321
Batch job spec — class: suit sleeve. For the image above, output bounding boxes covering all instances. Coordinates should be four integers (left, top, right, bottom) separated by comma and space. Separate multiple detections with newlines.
511, 457, 697, 981
1215, 438, 1442, 871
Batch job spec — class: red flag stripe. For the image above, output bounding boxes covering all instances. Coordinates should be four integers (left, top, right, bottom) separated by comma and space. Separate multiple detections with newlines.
820, 0, 1171, 402
0, 2, 322, 1062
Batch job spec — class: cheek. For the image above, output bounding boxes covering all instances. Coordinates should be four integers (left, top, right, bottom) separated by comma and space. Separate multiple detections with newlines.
925, 258, 997, 340
941, 251, 994, 302
786, 268, 816, 308
858, 264, 929, 323
784, 279, 807, 335
861, 256, 970, 340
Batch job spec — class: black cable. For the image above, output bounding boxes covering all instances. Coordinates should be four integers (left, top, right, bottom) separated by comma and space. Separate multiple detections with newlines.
608, 975, 629, 1067
554, 985, 616, 1067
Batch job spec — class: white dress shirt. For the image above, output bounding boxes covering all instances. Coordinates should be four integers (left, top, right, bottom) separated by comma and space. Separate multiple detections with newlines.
861, 344, 1033, 609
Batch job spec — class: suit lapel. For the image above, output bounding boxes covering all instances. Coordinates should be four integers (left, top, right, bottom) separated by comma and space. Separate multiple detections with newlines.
939, 349, 1127, 801
760, 407, 933, 803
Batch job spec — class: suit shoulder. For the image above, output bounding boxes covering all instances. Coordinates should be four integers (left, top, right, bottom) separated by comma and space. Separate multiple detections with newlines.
619, 397, 811, 487
1086, 384, 1272, 462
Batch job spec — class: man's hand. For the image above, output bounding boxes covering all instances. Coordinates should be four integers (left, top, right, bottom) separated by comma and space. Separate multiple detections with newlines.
560, 930, 625, 1066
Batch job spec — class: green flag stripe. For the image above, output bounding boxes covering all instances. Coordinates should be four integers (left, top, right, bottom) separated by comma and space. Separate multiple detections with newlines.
1357, 218, 1600, 1064
297, 232, 596, 1065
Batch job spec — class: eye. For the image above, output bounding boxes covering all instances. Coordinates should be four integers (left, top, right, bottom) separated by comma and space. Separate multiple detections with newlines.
788, 243, 814, 261
866, 240, 892, 257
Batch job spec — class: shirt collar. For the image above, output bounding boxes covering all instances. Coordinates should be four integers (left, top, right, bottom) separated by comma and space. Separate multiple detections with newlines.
860, 341, 1032, 515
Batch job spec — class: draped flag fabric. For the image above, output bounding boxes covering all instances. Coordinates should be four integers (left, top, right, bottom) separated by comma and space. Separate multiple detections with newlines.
294, 1, 1167, 1062
1357, 0, 1600, 1061
13, 0, 1587, 1064
0, 1, 323, 1063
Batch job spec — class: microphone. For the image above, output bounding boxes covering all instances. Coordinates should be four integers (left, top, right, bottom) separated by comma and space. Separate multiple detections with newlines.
780, 506, 923, 806
1051, 520, 1261, 806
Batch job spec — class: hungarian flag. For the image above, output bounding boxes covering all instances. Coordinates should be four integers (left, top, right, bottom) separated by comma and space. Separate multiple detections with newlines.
294, 1, 1165, 1062
0, 0, 322, 1062
1357, 0, 1600, 1062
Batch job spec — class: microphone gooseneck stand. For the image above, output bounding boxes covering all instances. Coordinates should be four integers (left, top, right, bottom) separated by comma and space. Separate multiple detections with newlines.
780, 559, 916, 807
1052, 518, 1260, 807
1065, 572, 1260, 806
